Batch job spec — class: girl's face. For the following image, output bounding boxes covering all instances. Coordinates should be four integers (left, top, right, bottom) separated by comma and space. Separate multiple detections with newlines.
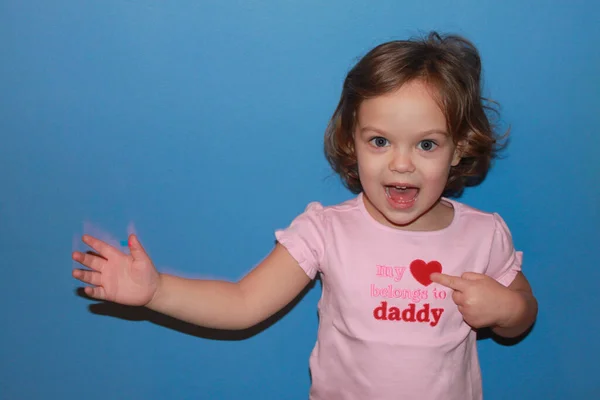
354, 79, 461, 231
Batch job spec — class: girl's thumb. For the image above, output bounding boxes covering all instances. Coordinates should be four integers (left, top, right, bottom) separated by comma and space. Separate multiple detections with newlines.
128, 234, 148, 259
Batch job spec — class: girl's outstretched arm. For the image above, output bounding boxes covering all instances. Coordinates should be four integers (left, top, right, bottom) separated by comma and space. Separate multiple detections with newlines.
73, 234, 311, 330
146, 243, 311, 330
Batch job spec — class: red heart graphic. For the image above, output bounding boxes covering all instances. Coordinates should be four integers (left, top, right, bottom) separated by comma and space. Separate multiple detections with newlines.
410, 259, 442, 286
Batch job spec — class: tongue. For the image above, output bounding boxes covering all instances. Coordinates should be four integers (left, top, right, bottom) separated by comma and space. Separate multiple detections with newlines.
388, 187, 418, 203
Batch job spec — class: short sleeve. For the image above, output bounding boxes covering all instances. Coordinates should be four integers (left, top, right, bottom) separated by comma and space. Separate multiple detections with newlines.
274, 202, 327, 280
486, 213, 523, 287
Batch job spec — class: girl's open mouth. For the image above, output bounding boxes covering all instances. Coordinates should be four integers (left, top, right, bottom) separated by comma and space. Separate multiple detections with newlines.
385, 186, 419, 208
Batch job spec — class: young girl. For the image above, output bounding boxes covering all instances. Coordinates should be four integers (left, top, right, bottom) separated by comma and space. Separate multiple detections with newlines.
72, 32, 537, 400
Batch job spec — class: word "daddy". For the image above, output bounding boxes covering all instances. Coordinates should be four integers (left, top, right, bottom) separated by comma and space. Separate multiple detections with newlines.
373, 301, 444, 327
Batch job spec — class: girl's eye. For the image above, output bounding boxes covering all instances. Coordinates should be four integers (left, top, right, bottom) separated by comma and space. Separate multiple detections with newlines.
370, 137, 389, 148
417, 140, 437, 151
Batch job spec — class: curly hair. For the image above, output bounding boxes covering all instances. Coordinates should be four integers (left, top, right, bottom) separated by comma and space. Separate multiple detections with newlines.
324, 32, 508, 197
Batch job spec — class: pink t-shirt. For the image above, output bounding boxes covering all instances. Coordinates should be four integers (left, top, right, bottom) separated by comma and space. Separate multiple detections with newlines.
275, 193, 522, 400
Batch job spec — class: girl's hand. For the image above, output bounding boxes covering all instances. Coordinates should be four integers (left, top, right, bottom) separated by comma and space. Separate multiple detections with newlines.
429, 272, 521, 329
72, 234, 160, 306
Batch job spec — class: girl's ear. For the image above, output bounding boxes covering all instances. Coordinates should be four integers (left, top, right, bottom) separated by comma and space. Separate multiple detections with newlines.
451, 140, 465, 167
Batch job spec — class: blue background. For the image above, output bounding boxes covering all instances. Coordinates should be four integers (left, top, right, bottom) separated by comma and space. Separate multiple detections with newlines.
1, 0, 598, 399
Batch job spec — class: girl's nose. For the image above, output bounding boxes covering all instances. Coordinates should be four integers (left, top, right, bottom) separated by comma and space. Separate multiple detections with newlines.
388, 149, 416, 173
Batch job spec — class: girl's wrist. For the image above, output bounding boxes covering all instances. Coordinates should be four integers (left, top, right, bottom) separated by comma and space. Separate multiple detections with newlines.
146, 273, 165, 310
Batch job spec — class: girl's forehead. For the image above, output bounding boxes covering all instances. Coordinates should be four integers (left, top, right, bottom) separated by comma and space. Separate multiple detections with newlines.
356, 81, 448, 134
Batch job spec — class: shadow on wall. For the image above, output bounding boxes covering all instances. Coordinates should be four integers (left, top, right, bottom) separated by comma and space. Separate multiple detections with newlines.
476, 323, 535, 346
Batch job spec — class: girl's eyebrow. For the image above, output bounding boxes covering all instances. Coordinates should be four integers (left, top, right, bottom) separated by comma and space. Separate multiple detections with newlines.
358, 126, 388, 136
419, 129, 450, 137
359, 126, 449, 137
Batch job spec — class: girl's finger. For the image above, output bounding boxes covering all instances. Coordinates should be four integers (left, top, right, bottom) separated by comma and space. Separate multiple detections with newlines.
72, 251, 106, 272
84, 285, 106, 301
72, 269, 102, 286
82, 235, 119, 259
430, 273, 469, 292
461, 272, 486, 281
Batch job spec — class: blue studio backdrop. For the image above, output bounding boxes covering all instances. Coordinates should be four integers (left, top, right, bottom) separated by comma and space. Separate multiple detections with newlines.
1, 1, 598, 399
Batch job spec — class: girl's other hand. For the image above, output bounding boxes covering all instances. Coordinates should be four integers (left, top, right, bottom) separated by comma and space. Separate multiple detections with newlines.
429, 272, 519, 329
72, 234, 160, 306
